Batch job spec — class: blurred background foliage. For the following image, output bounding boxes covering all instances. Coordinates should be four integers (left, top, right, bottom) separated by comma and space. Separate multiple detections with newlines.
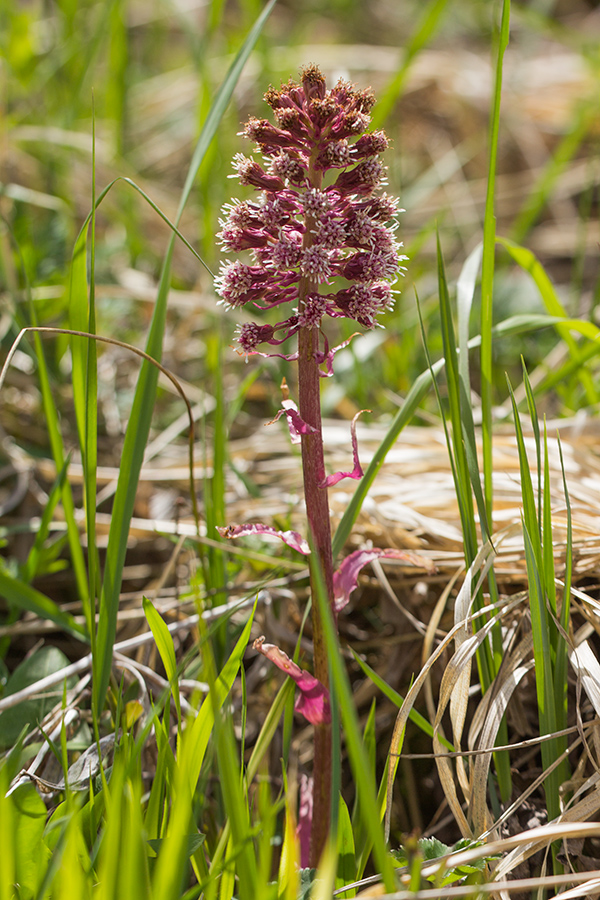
1, 0, 599, 436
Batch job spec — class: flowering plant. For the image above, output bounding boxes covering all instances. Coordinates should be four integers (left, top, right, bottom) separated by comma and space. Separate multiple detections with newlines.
215, 65, 420, 865
215, 65, 405, 355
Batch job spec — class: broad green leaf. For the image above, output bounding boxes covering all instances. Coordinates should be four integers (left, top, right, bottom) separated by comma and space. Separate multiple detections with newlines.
0, 646, 75, 749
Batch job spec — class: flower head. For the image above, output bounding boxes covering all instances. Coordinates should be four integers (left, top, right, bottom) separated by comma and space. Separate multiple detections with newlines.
215, 65, 406, 357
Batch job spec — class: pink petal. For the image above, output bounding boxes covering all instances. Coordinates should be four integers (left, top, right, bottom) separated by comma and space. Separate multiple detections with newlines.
217, 523, 310, 555
316, 333, 360, 378
268, 399, 317, 445
320, 410, 368, 487
253, 637, 331, 725
333, 548, 435, 612
297, 773, 313, 869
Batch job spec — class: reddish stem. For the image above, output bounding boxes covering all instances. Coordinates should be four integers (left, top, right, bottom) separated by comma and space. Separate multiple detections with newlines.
297, 166, 335, 868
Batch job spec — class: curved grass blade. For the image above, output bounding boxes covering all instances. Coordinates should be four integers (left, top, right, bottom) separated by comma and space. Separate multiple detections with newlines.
498, 236, 597, 404
143, 598, 181, 725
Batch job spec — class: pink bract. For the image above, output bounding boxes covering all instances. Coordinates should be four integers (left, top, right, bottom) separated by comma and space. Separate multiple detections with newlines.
333, 547, 435, 612
253, 637, 331, 726
320, 409, 367, 487
217, 523, 310, 556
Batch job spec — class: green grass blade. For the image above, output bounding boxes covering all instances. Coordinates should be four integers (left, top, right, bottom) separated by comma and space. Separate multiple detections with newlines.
498, 236, 597, 404
213, 713, 257, 900
456, 242, 483, 399
542, 419, 557, 621
521, 521, 560, 821
336, 796, 356, 897
31, 341, 89, 609
509, 377, 563, 818
245, 677, 294, 785
350, 649, 454, 751
425, 255, 500, 726
94, 4, 276, 712
480, 0, 511, 517
176, 0, 277, 222
507, 377, 544, 578
522, 360, 542, 528
183, 606, 255, 797
555, 435, 572, 736
436, 236, 480, 560
204, 331, 228, 660
0, 570, 86, 640
84, 111, 100, 635
332, 311, 570, 559
143, 598, 181, 725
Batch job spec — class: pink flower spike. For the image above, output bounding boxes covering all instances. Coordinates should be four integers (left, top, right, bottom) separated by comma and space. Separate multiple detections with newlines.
217, 523, 310, 555
320, 410, 368, 487
268, 399, 317, 445
333, 547, 436, 612
253, 637, 331, 725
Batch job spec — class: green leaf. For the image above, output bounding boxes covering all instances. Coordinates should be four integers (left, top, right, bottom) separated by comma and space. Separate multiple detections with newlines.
310, 555, 396, 892
336, 796, 356, 895
0, 646, 75, 749
498, 236, 598, 404
480, 0, 510, 514
7, 783, 50, 899
419, 837, 452, 861
299, 868, 317, 900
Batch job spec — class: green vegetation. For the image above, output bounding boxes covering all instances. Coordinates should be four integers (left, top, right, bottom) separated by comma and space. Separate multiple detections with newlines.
2, 0, 600, 896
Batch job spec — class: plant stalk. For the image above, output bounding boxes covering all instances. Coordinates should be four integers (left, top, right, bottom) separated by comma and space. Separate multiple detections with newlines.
297, 166, 335, 868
